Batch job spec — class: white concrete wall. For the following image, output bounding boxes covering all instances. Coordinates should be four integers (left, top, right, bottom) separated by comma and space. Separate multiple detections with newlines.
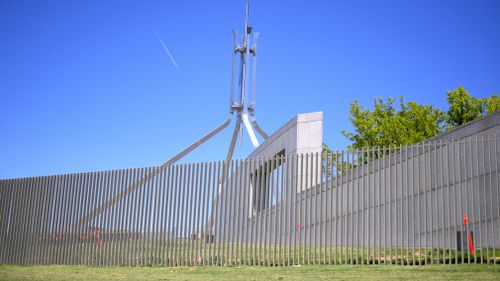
247, 111, 323, 158
248, 111, 323, 192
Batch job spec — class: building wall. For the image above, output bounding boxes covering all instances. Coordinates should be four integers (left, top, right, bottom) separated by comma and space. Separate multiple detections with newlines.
214, 111, 500, 249
211, 112, 323, 237
247, 111, 323, 158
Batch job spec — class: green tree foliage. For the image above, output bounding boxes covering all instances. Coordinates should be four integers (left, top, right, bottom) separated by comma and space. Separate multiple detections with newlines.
445, 86, 500, 129
484, 94, 500, 115
322, 86, 499, 176
322, 143, 351, 178
340, 97, 445, 149
445, 86, 484, 128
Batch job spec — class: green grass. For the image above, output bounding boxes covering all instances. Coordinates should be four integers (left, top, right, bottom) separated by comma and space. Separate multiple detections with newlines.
1, 264, 499, 281
17, 238, 500, 266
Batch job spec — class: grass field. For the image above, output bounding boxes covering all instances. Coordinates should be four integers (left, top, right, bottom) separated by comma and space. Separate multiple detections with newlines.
0, 264, 499, 281
10, 238, 500, 266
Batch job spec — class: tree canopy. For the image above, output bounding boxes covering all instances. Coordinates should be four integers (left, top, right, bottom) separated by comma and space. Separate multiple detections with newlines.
445, 86, 484, 129
484, 94, 500, 115
341, 96, 444, 149
340, 86, 499, 150
322, 86, 498, 177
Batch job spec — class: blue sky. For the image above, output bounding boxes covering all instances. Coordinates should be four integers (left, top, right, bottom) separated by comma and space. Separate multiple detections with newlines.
1, 0, 499, 179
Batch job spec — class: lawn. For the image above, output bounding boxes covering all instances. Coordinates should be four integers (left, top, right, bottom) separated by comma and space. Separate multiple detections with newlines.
0, 264, 499, 281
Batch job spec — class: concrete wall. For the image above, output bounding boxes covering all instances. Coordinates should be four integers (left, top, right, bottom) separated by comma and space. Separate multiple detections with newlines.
432, 110, 500, 142
247, 111, 323, 158
214, 111, 500, 250
223, 142, 499, 249
248, 111, 323, 190
212, 112, 323, 239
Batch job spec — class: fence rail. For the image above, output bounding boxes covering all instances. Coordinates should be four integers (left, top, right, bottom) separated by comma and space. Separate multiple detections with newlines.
0, 137, 499, 266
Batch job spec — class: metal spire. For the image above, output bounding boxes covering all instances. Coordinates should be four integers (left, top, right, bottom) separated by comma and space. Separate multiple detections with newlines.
78, 0, 269, 226
166, 0, 268, 167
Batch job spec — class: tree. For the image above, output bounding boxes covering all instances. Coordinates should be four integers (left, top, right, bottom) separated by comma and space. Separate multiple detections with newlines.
341, 96, 445, 150
324, 86, 499, 174
322, 143, 351, 179
484, 94, 500, 115
445, 86, 500, 129
445, 85, 484, 129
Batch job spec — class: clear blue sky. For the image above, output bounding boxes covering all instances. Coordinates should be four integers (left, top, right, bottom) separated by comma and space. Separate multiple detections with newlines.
1, 0, 499, 179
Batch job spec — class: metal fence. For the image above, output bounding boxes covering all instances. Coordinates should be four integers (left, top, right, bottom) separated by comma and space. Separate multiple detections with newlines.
0, 137, 499, 266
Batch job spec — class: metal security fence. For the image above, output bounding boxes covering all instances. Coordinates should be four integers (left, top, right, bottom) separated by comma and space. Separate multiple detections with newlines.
0, 137, 499, 266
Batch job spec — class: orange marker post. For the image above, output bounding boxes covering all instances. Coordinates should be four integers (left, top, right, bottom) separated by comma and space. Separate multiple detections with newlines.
463, 214, 474, 254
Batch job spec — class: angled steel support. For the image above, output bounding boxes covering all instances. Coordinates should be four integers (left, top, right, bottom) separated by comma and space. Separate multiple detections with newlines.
205, 116, 242, 234
225, 115, 242, 165
78, 116, 232, 226
161, 115, 233, 167
250, 118, 269, 140
243, 112, 259, 147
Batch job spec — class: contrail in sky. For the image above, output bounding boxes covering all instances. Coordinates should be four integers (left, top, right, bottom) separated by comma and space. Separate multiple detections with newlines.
154, 30, 179, 69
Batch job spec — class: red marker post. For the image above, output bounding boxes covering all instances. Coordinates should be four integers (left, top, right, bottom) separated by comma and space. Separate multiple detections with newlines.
463, 214, 474, 254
